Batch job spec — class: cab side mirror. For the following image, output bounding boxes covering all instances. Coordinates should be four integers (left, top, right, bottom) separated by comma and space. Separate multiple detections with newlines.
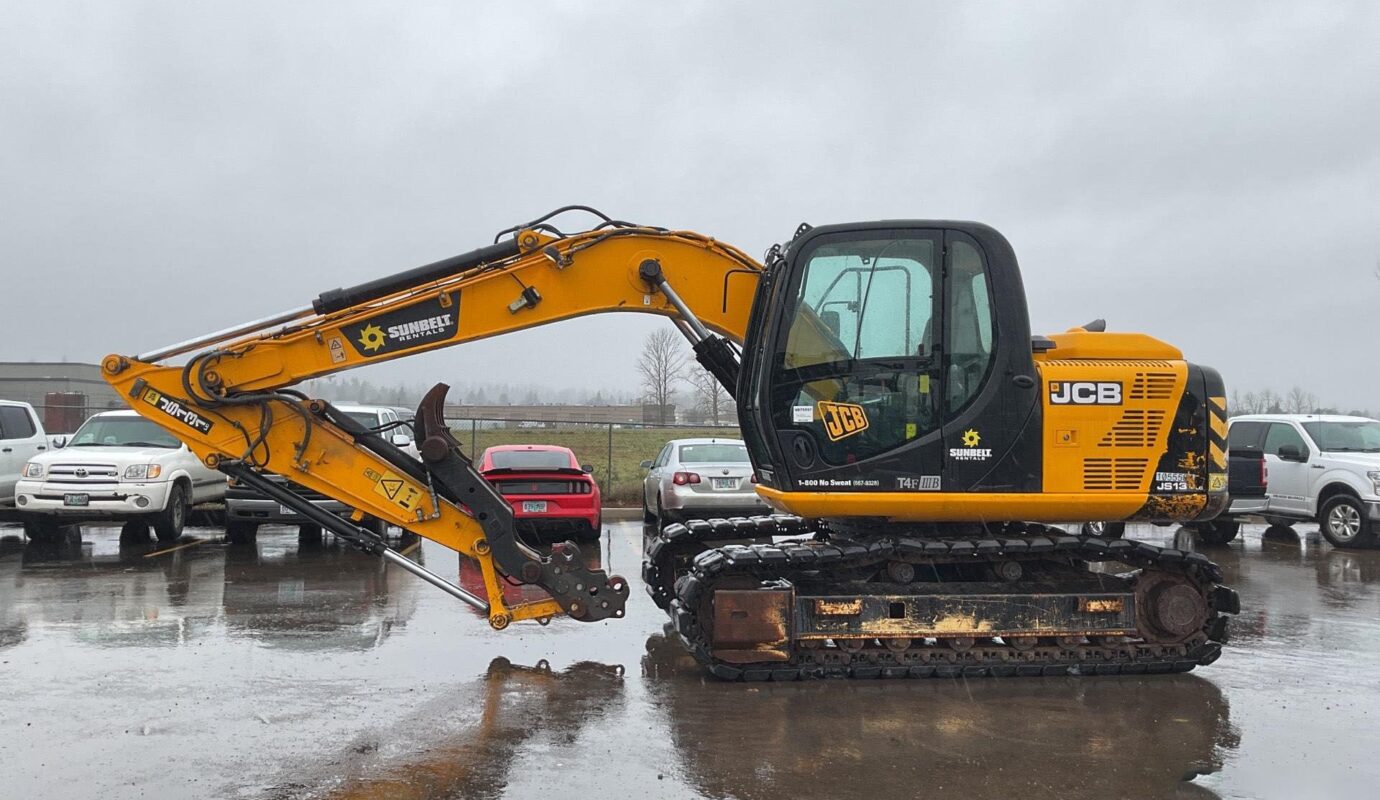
391, 433, 413, 447
52, 436, 67, 449
581, 464, 594, 473
1277, 444, 1307, 462
640, 460, 653, 470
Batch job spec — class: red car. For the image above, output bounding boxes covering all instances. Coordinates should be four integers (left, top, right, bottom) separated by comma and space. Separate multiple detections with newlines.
477, 444, 601, 543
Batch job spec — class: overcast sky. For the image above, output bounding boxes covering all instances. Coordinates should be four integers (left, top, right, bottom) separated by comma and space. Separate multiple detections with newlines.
3, 2, 1378, 410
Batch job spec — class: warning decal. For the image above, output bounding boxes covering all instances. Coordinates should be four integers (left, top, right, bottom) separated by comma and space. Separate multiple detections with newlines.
368, 468, 423, 512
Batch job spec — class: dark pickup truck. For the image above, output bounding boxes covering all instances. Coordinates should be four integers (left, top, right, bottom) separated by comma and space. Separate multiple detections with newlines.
1188, 447, 1268, 545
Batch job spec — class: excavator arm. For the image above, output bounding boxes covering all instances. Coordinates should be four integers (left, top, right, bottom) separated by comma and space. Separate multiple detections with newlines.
101, 209, 765, 629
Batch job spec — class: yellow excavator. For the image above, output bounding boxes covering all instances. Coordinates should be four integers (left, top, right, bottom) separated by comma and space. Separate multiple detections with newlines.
102, 206, 1238, 680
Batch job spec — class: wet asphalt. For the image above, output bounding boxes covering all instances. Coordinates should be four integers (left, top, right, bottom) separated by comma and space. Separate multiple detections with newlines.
0, 520, 1376, 800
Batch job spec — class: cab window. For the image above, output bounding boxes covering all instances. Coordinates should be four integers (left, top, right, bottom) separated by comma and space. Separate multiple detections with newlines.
1263, 423, 1307, 457
946, 239, 995, 412
775, 233, 939, 464
1228, 421, 1267, 451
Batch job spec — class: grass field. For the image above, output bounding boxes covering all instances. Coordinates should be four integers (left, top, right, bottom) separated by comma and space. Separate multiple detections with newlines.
451, 424, 741, 505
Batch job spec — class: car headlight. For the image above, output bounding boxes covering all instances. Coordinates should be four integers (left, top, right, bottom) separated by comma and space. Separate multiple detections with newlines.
124, 464, 163, 480
22, 462, 43, 479
1368, 471, 1380, 494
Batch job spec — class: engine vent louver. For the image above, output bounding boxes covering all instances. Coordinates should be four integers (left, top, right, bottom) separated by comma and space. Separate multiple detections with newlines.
1083, 458, 1149, 491
1098, 410, 1167, 448
1130, 372, 1176, 400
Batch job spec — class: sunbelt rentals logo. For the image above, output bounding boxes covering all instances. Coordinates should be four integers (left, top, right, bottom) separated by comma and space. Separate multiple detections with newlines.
948, 428, 991, 461
343, 291, 461, 357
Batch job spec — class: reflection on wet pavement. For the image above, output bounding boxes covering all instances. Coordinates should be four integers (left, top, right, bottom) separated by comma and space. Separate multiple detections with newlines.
1, 521, 1378, 799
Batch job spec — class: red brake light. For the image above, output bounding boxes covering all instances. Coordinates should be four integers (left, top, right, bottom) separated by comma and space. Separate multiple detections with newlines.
672, 471, 701, 486
750, 473, 758, 483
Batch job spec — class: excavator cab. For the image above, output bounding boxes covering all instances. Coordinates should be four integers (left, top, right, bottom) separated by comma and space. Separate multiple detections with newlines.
740, 222, 1042, 501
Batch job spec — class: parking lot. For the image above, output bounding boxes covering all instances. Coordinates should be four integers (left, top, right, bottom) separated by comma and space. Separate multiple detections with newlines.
0, 520, 1374, 799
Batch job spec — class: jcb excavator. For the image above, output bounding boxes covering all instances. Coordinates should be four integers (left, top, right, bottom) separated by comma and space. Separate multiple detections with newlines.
102, 206, 1238, 680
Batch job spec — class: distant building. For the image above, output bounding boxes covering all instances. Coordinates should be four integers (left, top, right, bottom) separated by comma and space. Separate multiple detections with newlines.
0, 361, 123, 432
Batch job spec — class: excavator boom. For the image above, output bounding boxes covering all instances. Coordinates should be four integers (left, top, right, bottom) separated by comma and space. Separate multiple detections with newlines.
102, 212, 764, 628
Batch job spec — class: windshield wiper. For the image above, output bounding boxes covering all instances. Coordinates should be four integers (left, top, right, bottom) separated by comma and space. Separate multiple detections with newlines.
69, 442, 109, 446
122, 441, 177, 448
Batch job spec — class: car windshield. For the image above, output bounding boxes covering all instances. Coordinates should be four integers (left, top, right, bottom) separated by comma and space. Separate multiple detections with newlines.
678, 443, 750, 464
69, 417, 181, 448
1301, 421, 1380, 452
344, 411, 382, 429
488, 450, 573, 470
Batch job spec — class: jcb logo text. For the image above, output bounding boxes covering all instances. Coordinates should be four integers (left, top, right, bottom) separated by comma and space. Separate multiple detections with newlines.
817, 401, 870, 441
1049, 381, 1122, 405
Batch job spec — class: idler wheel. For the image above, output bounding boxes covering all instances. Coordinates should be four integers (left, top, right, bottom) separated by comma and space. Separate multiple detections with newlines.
1137, 572, 1209, 641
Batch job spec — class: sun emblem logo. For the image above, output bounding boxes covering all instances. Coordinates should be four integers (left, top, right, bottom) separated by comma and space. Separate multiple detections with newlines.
961, 429, 981, 447
357, 324, 386, 352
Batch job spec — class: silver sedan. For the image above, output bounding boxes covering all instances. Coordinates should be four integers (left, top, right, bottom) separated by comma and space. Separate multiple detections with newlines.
640, 437, 771, 526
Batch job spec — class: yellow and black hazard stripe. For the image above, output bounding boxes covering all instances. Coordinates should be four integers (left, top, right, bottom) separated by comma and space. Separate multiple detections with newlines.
1206, 395, 1228, 492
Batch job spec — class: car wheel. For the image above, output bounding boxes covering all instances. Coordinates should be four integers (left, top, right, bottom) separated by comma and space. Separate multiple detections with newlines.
1195, 520, 1239, 546
1319, 494, 1377, 548
119, 520, 153, 545
1080, 521, 1126, 538
22, 517, 63, 544
643, 494, 655, 525
298, 523, 324, 546
226, 521, 259, 545
655, 494, 674, 529
152, 483, 188, 542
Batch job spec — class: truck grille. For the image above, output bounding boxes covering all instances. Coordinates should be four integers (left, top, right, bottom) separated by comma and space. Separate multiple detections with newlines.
46, 463, 120, 484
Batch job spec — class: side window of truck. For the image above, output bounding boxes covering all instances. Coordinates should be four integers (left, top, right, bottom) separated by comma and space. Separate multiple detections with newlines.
0, 406, 36, 439
1228, 421, 1266, 451
1262, 423, 1307, 457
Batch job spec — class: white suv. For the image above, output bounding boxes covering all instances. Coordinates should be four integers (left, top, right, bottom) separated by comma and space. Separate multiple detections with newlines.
1, 400, 50, 506
14, 410, 226, 542
1228, 414, 1380, 548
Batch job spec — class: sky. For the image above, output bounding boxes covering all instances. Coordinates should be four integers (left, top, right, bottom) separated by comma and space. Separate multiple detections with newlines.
2, 2, 1378, 410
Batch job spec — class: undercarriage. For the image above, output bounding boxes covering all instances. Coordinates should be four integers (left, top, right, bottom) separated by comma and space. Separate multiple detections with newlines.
644, 516, 1238, 680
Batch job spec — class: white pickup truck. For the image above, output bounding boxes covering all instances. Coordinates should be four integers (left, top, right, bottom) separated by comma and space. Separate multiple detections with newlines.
1227, 414, 1380, 548
13, 409, 226, 543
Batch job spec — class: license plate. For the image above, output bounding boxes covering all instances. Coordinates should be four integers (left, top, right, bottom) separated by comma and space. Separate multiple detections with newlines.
278, 504, 299, 516
63, 493, 90, 507
711, 478, 737, 490
522, 500, 548, 513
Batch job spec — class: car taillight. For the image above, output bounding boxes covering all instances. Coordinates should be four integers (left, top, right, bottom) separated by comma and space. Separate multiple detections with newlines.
1261, 461, 1268, 488
750, 473, 758, 484
672, 471, 701, 486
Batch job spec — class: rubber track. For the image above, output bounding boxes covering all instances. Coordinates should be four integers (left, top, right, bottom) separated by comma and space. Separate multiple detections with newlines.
652, 515, 1240, 681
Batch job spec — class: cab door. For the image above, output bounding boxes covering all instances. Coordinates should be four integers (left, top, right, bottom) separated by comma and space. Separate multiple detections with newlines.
1261, 421, 1312, 515
743, 222, 1039, 495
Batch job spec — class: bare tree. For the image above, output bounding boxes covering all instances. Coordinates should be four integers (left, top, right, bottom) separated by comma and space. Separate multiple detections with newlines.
1258, 388, 1283, 414
1284, 385, 1318, 414
685, 365, 733, 426
638, 328, 686, 424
